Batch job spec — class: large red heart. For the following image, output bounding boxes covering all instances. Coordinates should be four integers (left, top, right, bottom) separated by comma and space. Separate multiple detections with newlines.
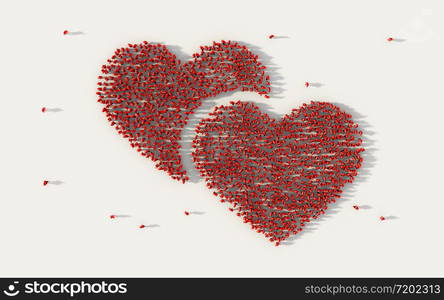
192, 101, 364, 245
97, 41, 270, 182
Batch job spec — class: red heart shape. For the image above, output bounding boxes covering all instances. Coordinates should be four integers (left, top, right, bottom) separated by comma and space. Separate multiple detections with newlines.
192, 101, 364, 245
97, 41, 270, 182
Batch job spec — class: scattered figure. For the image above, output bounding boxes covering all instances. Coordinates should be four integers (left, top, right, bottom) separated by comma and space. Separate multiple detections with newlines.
41, 107, 46, 113
380, 216, 386, 221
63, 30, 69, 35
184, 211, 190, 216
139, 224, 146, 229
387, 37, 393, 42
110, 215, 116, 219
305, 82, 310, 87
43, 180, 49, 186
269, 35, 275, 39
353, 205, 359, 210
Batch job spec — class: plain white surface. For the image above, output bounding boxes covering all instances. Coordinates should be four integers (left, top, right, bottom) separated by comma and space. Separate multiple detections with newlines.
0, 0, 443, 277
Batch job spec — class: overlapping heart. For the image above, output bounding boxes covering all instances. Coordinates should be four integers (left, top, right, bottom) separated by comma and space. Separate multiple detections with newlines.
192, 101, 364, 245
97, 41, 269, 182
97, 41, 364, 244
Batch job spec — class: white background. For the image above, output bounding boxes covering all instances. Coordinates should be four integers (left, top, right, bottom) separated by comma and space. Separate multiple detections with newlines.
0, 0, 443, 277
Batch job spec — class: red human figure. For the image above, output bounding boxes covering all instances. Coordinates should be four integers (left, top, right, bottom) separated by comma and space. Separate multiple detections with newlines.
387, 37, 393, 42
63, 30, 69, 35
269, 35, 275, 39
380, 216, 385, 221
110, 215, 116, 219
353, 205, 359, 210
43, 180, 49, 186
305, 82, 310, 87
184, 211, 190, 216
139, 224, 146, 229
41, 107, 46, 113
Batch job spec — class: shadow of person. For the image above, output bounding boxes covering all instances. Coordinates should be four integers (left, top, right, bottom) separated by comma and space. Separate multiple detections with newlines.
359, 205, 372, 210
145, 224, 160, 228
189, 211, 205, 215
48, 180, 65, 185
309, 82, 325, 88
68, 31, 85, 35
46, 108, 63, 113
114, 214, 131, 218
272, 35, 290, 39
